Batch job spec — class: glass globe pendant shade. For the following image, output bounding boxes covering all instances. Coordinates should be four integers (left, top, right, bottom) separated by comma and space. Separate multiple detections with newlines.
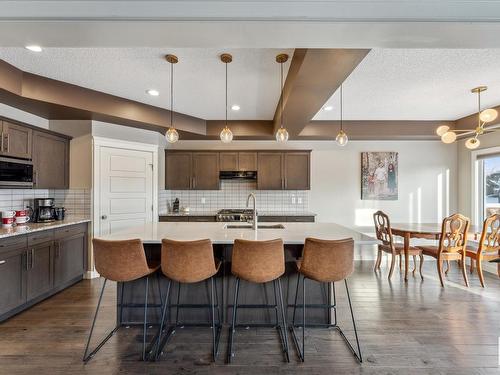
441, 131, 457, 144
336, 129, 348, 146
220, 126, 233, 143
165, 127, 179, 143
436, 125, 450, 136
465, 137, 480, 150
479, 108, 498, 123
276, 127, 289, 143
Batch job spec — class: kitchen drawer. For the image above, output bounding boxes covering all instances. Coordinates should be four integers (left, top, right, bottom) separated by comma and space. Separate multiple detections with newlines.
258, 216, 286, 222
28, 230, 54, 246
0, 235, 27, 253
54, 223, 87, 240
189, 216, 216, 222
287, 216, 315, 223
159, 216, 190, 222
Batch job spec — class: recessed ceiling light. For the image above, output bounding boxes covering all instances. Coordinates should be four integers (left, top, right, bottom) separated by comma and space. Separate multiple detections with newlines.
231, 105, 240, 111
323, 106, 333, 111
146, 89, 159, 96
25, 45, 42, 52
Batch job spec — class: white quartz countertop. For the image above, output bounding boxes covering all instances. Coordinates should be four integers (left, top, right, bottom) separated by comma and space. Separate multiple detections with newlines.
98, 222, 378, 245
0, 217, 91, 239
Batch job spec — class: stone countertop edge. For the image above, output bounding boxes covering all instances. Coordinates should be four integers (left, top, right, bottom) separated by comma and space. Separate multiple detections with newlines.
159, 211, 317, 217
0, 217, 91, 239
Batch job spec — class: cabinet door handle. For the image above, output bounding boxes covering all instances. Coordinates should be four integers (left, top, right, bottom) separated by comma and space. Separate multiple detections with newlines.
33, 170, 38, 187
25, 251, 29, 270
5, 134, 9, 153
31, 248, 34, 269
55, 242, 60, 258
192, 177, 196, 189
0, 132, 3, 152
0, 260, 6, 265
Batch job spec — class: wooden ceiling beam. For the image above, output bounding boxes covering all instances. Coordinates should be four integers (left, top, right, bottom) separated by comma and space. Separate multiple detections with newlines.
273, 48, 370, 136
0, 59, 206, 135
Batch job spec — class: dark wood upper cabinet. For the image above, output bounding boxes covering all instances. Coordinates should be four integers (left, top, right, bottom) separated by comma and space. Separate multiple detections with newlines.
192, 152, 220, 190
284, 152, 310, 190
219, 152, 238, 171
165, 152, 192, 190
32, 131, 69, 189
238, 152, 257, 171
257, 152, 284, 190
0, 121, 32, 159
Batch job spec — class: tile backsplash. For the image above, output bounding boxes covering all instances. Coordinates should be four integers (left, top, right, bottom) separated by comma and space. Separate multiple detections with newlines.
161, 181, 309, 213
0, 189, 91, 217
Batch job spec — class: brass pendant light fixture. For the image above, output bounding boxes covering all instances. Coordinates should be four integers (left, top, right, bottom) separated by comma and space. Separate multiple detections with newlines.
335, 85, 348, 146
437, 86, 499, 149
275, 53, 289, 143
220, 53, 234, 143
165, 54, 179, 143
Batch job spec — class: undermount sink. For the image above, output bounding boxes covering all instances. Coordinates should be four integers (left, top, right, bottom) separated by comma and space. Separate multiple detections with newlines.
223, 224, 285, 229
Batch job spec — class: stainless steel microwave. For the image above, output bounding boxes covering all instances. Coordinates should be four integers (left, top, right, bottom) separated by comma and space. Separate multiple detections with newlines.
0, 157, 34, 188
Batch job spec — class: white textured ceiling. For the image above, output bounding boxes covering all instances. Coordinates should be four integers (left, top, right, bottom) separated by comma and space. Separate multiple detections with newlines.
313, 49, 500, 121
2, 48, 500, 122
0, 48, 292, 120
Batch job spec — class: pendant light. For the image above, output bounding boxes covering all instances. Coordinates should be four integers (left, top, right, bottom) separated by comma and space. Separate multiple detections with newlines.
165, 54, 179, 143
336, 85, 348, 146
220, 53, 233, 143
437, 86, 499, 149
275, 53, 289, 143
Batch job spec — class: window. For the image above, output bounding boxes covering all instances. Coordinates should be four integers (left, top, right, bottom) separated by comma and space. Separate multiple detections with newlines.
479, 154, 500, 221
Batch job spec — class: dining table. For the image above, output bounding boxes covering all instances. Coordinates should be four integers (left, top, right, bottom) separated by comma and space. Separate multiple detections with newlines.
390, 223, 481, 282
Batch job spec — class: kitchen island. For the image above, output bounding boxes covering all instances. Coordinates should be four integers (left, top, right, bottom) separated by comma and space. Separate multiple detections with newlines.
98, 222, 377, 326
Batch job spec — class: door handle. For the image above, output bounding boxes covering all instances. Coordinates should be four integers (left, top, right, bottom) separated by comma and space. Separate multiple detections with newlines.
101, 215, 107, 220
0, 260, 5, 265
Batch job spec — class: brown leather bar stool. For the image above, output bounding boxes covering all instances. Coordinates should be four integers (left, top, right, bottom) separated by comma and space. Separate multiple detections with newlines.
290, 238, 362, 362
152, 239, 221, 362
83, 238, 160, 363
228, 238, 289, 363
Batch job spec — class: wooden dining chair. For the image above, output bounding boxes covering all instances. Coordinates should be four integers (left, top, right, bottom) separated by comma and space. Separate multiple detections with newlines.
466, 213, 500, 287
417, 213, 470, 287
373, 211, 424, 280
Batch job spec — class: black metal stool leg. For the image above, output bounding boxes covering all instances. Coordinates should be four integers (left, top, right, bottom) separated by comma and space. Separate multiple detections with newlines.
119, 281, 125, 325
343, 279, 362, 362
332, 282, 337, 326
175, 282, 181, 327
302, 276, 306, 361
277, 278, 290, 362
153, 279, 172, 360
83, 279, 120, 363
291, 274, 300, 326
142, 276, 149, 361
210, 276, 218, 361
227, 277, 240, 363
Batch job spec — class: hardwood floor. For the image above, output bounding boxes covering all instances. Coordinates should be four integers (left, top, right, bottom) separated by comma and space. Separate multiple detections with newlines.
0, 260, 499, 374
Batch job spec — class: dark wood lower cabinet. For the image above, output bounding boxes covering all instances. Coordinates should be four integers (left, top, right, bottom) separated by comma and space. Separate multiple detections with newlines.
26, 242, 53, 301
54, 232, 85, 287
0, 247, 26, 316
0, 222, 88, 322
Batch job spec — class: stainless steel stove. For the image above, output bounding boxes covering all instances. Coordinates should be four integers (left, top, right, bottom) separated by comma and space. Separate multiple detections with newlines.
216, 209, 254, 222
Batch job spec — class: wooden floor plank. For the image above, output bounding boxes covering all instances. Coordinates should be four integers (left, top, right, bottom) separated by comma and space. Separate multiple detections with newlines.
0, 260, 499, 374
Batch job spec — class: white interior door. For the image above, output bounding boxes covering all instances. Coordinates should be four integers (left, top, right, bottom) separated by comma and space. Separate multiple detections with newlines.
98, 146, 154, 236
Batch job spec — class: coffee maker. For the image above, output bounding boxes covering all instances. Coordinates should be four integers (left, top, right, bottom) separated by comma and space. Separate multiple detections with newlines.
31, 198, 56, 223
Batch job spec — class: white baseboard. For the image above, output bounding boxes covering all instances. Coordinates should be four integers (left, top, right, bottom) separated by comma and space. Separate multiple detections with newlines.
84, 270, 100, 279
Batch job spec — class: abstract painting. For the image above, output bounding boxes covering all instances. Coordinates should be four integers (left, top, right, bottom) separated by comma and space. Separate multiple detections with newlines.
361, 152, 398, 200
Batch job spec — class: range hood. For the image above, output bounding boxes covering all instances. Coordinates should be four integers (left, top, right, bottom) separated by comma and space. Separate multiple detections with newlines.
219, 171, 257, 180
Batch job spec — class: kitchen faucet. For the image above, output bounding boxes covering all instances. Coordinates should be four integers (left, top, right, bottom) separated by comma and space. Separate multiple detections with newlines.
246, 193, 258, 230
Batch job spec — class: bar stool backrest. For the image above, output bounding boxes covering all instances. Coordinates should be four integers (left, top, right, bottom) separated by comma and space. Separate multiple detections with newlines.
438, 213, 470, 255
478, 213, 500, 253
92, 238, 151, 282
232, 238, 285, 283
300, 237, 354, 282
161, 239, 217, 283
